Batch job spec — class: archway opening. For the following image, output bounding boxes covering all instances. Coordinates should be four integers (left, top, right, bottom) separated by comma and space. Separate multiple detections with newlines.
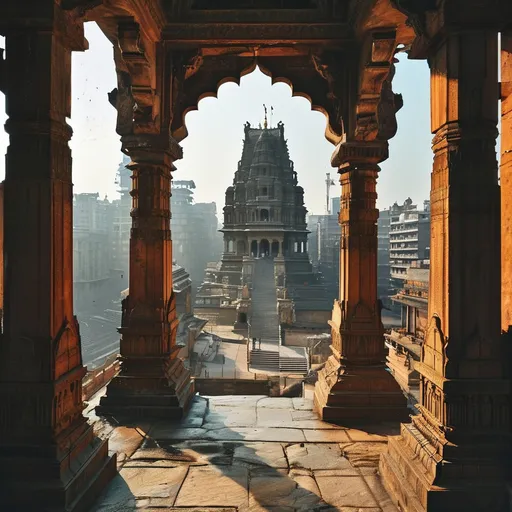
260, 239, 270, 257
271, 241, 279, 258
260, 208, 269, 222
251, 240, 258, 257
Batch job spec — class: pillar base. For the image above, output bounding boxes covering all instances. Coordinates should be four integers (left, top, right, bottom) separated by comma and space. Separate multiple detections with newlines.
314, 355, 409, 424
96, 356, 194, 419
0, 421, 116, 512
380, 416, 511, 512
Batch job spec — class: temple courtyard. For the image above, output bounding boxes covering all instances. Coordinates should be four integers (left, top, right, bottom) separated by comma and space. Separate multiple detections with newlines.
88, 390, 399, 512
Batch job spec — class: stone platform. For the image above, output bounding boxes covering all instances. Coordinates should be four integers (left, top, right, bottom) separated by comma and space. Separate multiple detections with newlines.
87, 390, 400, 511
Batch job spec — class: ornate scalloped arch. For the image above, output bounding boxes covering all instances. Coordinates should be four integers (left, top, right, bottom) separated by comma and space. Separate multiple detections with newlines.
169, 51, 350, 145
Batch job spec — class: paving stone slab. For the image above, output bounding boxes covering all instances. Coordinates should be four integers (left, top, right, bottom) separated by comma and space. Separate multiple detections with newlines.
148, 427, 209, 441
91, 466, 189, 511
207, 427, 306, 443
175, 466, 249, 509
315, 475, 380, 508
303, 429, 351, 443
233, 442, 288, 468
249, 473, 325, 511
106, 425, 149, 461
256, 408, 294, 427
286, 444, 352, 471
205, 407, 258, 428
290, 409, 318, 420
257, 397, 294, 409
207, 395, 266, 409
291, 398, 315, 410
130, 438, 209, 465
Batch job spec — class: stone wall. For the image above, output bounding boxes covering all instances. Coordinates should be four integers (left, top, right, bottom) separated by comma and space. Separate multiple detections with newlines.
195, 307, 237, 325
295, 310, 331, 325
195, 378, 271, 395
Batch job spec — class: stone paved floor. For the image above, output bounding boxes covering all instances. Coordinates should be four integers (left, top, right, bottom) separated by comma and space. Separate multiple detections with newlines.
88, 393, 400, 512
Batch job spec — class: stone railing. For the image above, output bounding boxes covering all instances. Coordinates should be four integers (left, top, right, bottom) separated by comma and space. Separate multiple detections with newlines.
82, 354, 120, 401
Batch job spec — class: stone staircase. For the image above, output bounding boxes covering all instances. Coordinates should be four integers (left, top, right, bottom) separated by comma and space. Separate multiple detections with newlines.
249, 258, 308, 374
249, 349, 280, 372
279, 355, 309, 373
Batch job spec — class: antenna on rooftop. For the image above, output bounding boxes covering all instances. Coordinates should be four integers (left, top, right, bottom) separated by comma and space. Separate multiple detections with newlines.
263, 104, 268, 129
325, 173, 335, 214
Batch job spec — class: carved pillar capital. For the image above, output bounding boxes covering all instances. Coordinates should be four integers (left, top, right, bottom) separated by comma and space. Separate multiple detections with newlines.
331, 140, 389, 169
121, 133, 183, 163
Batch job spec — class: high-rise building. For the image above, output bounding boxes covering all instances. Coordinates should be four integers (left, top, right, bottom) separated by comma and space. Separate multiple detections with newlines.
377, 208, 392, 303
110, 155, 132, 280
171, 180, 222, 298
389, 198, 430, 291
73, 193, 113, 313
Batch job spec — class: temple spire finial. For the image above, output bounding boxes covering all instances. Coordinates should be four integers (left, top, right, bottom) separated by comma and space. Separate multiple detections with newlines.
263, 104, 268, 129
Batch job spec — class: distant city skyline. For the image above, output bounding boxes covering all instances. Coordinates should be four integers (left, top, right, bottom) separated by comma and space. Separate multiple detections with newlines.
0, 23, 435, 216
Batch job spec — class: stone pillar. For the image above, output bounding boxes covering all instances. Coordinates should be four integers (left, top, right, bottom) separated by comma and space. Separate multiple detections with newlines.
0, 13, 115, 509
314, 141, 408, 423
380, 31, 510, 511
97, 135, 193, 418
502, 32, 512, 330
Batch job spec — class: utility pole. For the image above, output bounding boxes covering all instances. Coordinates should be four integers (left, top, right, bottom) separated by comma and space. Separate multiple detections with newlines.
325, 173, 335, 214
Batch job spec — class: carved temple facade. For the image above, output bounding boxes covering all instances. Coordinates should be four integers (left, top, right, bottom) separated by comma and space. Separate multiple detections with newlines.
0, 1, 511, 511
195, 120, 325, 326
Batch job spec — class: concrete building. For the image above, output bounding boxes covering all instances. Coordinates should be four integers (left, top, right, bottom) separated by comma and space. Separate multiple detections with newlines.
377, 208, 392, 304
73, 193, 114, 313
392, 263, 429, 341
171, 180, 222, 298
389, 198, 430, 291
110, 155, 131, 282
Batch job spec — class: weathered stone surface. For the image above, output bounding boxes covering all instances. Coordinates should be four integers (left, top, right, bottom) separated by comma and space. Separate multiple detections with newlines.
315, 475, 379, 508
205, 407, 258, 428
93, 466, 188, 511
233, 442, 288, 468
208, 395, 267, 409
175, 466, 249, 509
257, 397, 294, 409
303, 429, 351, 443
256, 407, 294, 426
286, 443, 352, 471
107, 426, 149, 461
290, 409, 318, 420
148, 427, 209, 440
249, 472, 325, 511
207, 426, 306, 443
292, 398, 315, 410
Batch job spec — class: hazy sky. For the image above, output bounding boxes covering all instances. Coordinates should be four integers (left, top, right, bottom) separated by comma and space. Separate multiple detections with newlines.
0, 23, 433, 215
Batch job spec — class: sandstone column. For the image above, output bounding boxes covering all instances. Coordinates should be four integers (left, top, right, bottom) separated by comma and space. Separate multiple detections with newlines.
502, 32, 512, 330
314, 141, 408, 423
380, 31, 510, 511
0, 9, 115, 509
97, 134, 193, 418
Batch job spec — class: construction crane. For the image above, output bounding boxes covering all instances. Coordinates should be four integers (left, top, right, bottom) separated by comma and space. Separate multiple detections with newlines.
325, 173, 335, 214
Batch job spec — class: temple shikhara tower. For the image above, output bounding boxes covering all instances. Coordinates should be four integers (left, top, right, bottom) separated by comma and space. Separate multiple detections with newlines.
195, 116, 330, 331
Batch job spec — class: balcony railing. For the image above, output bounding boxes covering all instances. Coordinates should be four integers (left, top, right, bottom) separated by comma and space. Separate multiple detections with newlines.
390, 253, 418, 259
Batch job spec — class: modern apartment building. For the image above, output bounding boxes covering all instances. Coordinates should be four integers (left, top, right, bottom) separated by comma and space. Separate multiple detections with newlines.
377, 208, 392, 303
389, 198, 430, 291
